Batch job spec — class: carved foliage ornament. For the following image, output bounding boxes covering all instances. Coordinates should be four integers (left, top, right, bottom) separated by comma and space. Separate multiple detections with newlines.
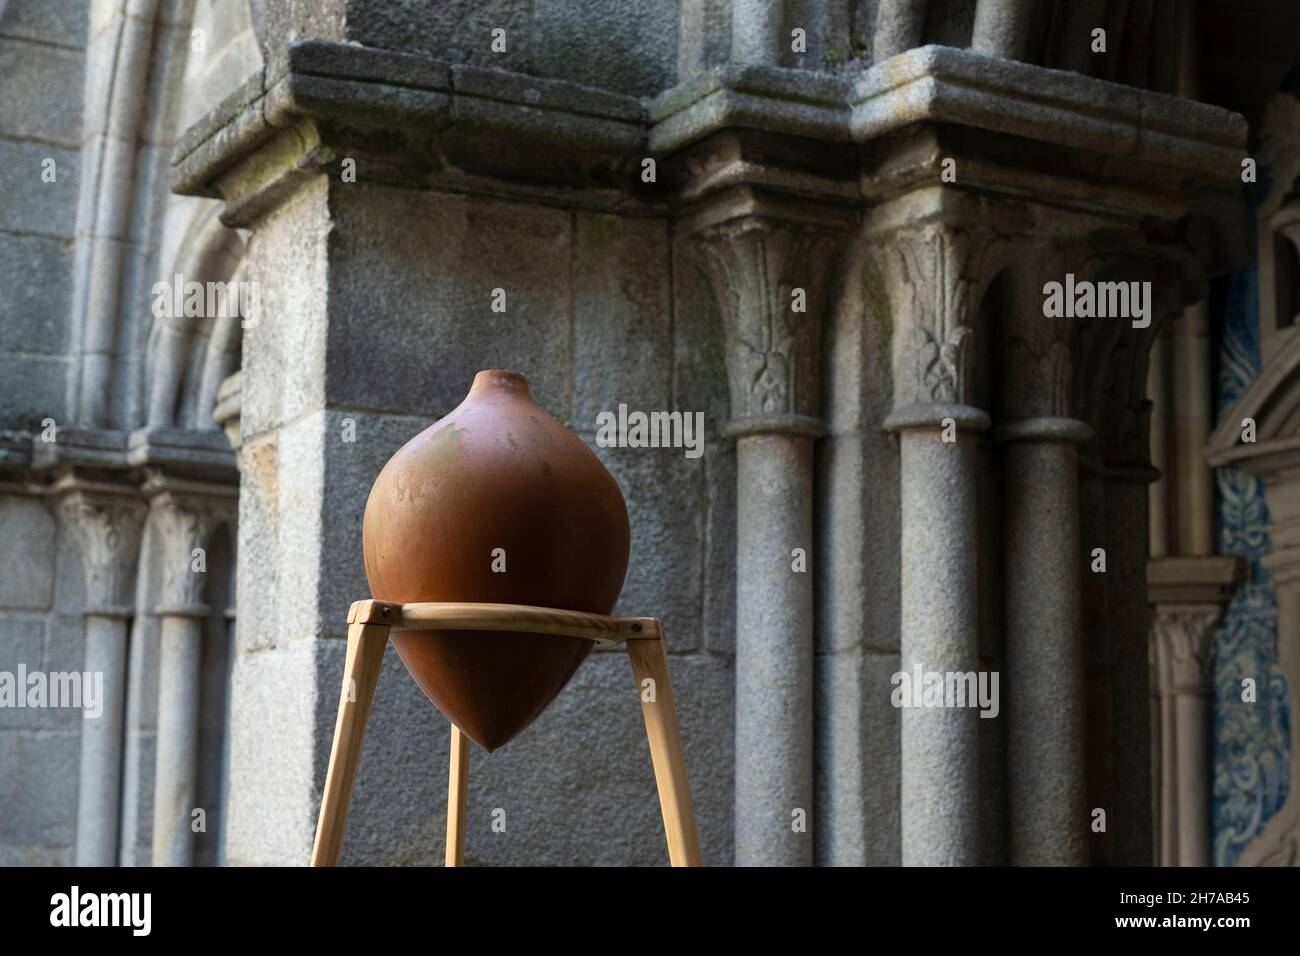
873, 225, 1007, 408
1072, 254, 1188, 462
60, 494, 147, 615
1150, 607, 1220, 694
695, 217, 844, 421
151, 493, 226, 612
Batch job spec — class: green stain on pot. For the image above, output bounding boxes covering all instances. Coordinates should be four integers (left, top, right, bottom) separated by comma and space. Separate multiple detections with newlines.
434, 423, 467, 449
527, 415, 553, 444
506, 431, 519, 450
419, 424, 469, 473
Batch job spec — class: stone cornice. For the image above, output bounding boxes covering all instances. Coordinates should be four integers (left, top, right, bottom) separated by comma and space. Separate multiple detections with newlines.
0, 428, 238, 501
174, 42, 648, 175
647, 65, 852, 155
849, 45, 1246, 183
171, 41, 648, 224
0, 430, 31, 471
27, 427, 237, 481
170, 41, 1249, 235
1147, 555, 1244, 606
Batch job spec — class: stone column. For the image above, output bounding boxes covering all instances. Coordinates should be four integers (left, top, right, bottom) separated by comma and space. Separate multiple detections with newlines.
970, 0, 1034, 60
874, 222, 1004, 865
1147, 327, 1170, 558
1149, 606, 1218, 866
992, 264, 1091, 864
1171, 302, 1215, 556
874, 0, 927, 61
60, 489, 146, 866
148, 489, 219, 866
889, 405, 985, 866
1146, 555, 1238, 864
997, 417, 1092, 864
1146, 287, 1226, 866
732, 0, 784, 66
690, 191, 850, 866
1104, 466, 1159, 865
1070, 260, 1168, 866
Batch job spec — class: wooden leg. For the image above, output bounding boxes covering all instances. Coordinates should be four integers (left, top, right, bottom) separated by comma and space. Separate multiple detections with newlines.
445, 725, 470, 867
627, 626, 703, 866
310, 618, 389, 866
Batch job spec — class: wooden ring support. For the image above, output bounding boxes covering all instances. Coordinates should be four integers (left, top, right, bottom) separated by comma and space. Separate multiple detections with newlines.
310, 599, 703, 867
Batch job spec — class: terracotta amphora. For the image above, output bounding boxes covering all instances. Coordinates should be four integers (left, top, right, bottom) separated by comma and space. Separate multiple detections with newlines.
362, 370, 630, 750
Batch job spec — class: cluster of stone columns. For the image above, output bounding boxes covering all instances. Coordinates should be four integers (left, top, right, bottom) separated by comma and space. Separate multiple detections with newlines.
711, 0, 1231, 872
686, 181, 1184, 863
55, 475, 231, 866
690, 192, 1111, 863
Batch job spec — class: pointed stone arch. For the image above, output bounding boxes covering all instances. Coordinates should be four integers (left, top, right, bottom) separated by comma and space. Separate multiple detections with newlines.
145, 205, 247, 430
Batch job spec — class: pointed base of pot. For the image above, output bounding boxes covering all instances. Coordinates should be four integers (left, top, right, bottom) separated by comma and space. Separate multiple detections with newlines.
391, 629, 593, 751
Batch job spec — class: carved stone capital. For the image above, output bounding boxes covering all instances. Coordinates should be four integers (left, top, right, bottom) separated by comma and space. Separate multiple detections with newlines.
1149, 604, 1221, 695
1072, 255, 1195, 470
59, 491, 147, 617
150, 491, 231, 616
1000, 338, 1076, 420
689, 193, 852, 430
870, 223, 1007, 411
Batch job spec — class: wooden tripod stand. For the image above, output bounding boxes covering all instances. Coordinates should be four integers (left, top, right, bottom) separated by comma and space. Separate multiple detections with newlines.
309, 599, 703, 866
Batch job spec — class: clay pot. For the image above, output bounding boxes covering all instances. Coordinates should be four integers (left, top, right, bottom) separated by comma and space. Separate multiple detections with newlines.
362, 370, 630, 751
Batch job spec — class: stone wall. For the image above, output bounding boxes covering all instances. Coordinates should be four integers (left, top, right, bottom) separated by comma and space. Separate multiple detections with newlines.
0, 494, 79, 866
0, 0, 87, 868
0, 0, 83, 425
